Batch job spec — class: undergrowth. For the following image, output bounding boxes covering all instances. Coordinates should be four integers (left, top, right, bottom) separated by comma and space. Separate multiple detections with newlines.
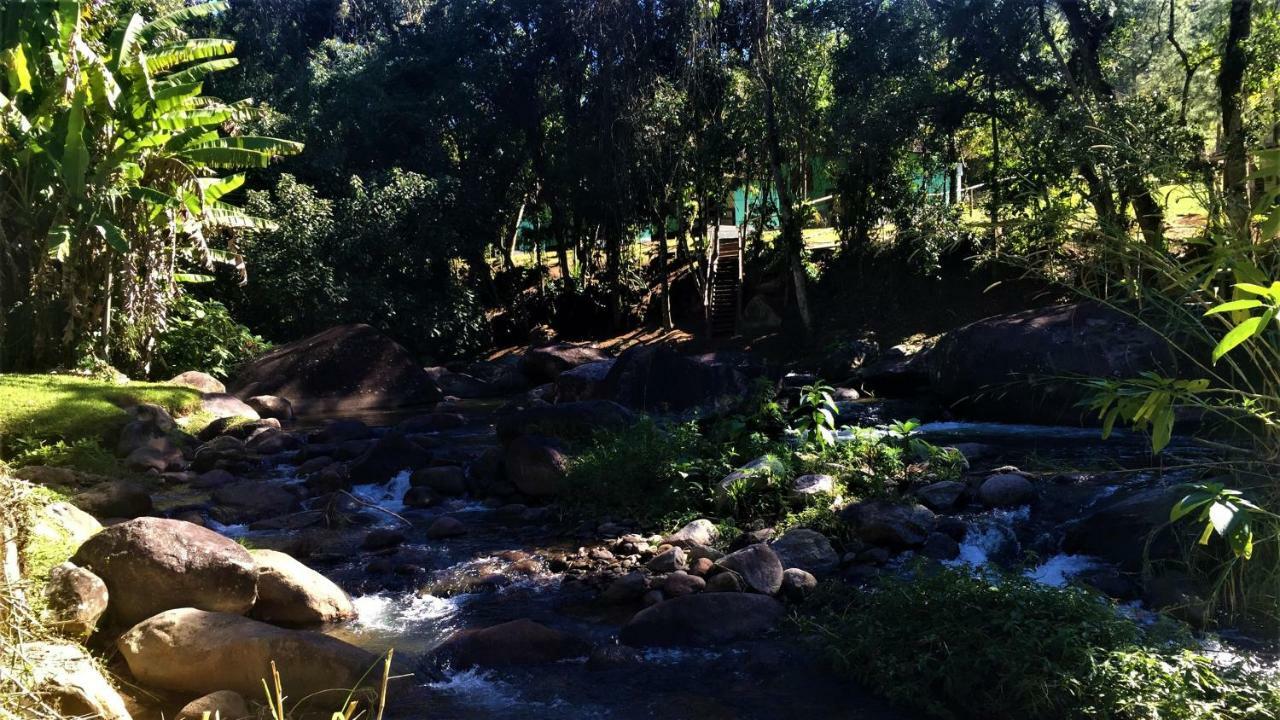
803, 567, 1280, 720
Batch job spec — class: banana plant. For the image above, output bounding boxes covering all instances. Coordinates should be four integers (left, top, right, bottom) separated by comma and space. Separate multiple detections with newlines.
0, 0, 301, 369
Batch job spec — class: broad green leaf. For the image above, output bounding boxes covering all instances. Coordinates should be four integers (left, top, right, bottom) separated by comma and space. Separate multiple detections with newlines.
139, 2, 230, 43
4, 45, 33, 94
145, 39, 235, 75
179, 146, 271, 168
173, 273, 214, 283
1212, 316, 1264, 363
1204, 299, 1263, 315
61, 92, 89, 197
95, 223, 129, 253
197, 174, 244, 204
1208, 502, 1234, 535
1151, 405, 1173, 454
160, 58, 239, 86
1233, 282, 1273, 297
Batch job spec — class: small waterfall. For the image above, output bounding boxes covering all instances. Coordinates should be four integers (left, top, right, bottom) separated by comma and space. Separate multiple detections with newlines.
351, 469, 413, 513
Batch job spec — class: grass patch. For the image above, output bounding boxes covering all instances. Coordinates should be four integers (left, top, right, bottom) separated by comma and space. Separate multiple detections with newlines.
804, 567, 1280, 720
0, 373, 203, 449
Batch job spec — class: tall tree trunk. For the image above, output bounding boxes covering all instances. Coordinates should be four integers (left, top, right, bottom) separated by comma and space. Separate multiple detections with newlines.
1220, 0, 1253, 239
655, 209, 673, 329
758, 0, 812, 336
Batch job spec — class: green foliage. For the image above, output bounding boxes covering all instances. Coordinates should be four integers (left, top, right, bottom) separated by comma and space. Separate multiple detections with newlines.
0, 373, 201, 448
0, 0, 301, 372
806, 568, 1280, 720
1081, 373, 1211, 453
793, 382, 838, 448
153, 294, 268, 380
9, 437, 121, 476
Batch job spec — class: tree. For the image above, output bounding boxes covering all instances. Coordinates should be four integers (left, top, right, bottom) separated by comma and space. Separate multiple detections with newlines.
0, 0, 300, 372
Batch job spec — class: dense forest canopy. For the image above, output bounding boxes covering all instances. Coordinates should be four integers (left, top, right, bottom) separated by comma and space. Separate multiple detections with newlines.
4, 0, 1278, 372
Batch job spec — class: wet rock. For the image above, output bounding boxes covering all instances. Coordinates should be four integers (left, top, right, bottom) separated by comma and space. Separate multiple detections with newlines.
210, 482, 298, 525
402, 486, 441, 509
124, 444, 184, 473
789, 474, 835, 504
191, 435, 249, 472
1062, 486, 1186, 571
523, 343, 611, 383
646, 547, 687, 573
294, 455, 334, 476
717, 544, 783, 595
920, 532, 960, 561
1144, 571, 1210, 626
1077, 567, 1138, 600
916, 480, 966, 512
177, 690, 249, 720
396, 413, 466, 433
935, 516, 968, 542
191, 468, 237, 489
308, 463, 351, 494
245, 427, 299, 455
432, 618, 590, 668
426, 516, 467, 539
840, 500, 936, 548
349, 433, 432, 485
586, 644, 642, 671
504, 435, 567, 496
496, 400, 635, 444
411, 466, 466, 496
249, 549, 356, 626
642, 589, 664, 606
118, 608, 377, 698
855, 547, 891, 565
72, 517, 257, 627
978, 473, 1035, 508
620, 593, 784, 647
770, 529, 839, 577
779, 568, 817, 603
72, 480, 153, 519
170, 371, 226, 394
19, 641, 132, 719
362, 528, 406, 550
662, 571, 706, 597
43, 562, 108, 639
664, 519, 719, 548
312, 419, 372, 444
602, 572, 649, 604
116, 403, 176, 456
425, 367, 499, 399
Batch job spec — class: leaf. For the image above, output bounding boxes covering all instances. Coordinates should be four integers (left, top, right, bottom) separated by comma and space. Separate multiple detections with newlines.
1208, 502, 1234, 536
139, 2, 230, 43
1212, 316, 1264, 363
61, 92, 89, 197
197, 174, 244, 204
1171, 490, 1213, 522
179, 146, 272, 168
145, 39, 236, 75
173, 273, 214, 283
95, 223, 128, 253
1233, 282, 1273, 297
4, 45, 33, 94
1204, 299, 1263, 315
1151, 405, 1173, 454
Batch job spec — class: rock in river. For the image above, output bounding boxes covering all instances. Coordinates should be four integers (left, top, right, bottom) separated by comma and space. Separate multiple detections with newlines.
620, 593, 784, 647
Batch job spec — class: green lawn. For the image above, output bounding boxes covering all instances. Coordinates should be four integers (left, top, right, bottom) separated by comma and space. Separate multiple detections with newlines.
0, 374, 203, 446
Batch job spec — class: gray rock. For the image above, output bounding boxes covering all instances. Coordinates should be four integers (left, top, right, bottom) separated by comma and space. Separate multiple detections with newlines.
663, 519, 719, 548
170, 371, 226, 394
504, 435, 567, 496
916, 480, 966, 512
978, 473, 1035, 508
789, 474, 835, 504
619, 593, 784, 647
716, 544, 783, 595
412, 466, 467, 496
602, 571, 649, 604
840, 500, 936, 548
779, 568, 817, 603
19, 641, 131, 719
920, 532, 960, 561
647, 547, 688, 573
72, 480, 153, 519
72, 518, 257, 628
246, 395, 293, 422
43, 563, 108, 639
427, 516, 467, 539
177, 690, 249, 720
432, 618, 590, 668
249, 549, 356, 626
661, 571, 706, 597
769, 529, 839, 576
705, 570, 745, 593
201, 393, 260, 420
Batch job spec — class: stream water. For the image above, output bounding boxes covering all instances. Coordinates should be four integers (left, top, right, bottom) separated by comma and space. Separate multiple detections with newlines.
165, 400, 1276, 719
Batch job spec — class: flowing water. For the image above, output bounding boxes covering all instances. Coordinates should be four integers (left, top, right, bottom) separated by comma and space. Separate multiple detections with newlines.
171, 403, 1276, 718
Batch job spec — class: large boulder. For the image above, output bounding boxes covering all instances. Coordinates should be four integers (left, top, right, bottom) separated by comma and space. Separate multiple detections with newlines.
555, 360, 616, 402
522, 343, 611, 383
246, 395, 294, 423
619, 593, 784, 647
116, 403, 177, 457
663, 519, 719, 548
769, 529, 839, 577
716, 544, 784, 595
430, 619, 590, 668
71, 518, 258, 627
1062, 486, 1187, 571
210, 481, 299, 525
17, 642, 132, 719
840, 500, 936, 549
424, 367, 500, 399
230, 324, 442, 414
117, 608, 379, 699
248, 549, 355, 626
348, 433, 433, 485
601, 345, 751, 413
926, 303, 1177, 423
496, 400, 635, 444
978, 473, 1035, 508
504, 436, 568, 496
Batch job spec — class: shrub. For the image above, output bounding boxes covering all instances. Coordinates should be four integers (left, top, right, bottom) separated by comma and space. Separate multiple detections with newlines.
9, 438, 121, 476
153, 295, 271, 380
805, 567, 1280, 720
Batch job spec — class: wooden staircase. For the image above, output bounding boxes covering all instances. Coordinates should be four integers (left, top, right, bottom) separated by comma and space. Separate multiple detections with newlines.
708, 228, 742, 338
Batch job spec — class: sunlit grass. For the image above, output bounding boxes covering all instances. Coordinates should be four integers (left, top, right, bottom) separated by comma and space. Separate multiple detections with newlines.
0, 373, 202, 446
